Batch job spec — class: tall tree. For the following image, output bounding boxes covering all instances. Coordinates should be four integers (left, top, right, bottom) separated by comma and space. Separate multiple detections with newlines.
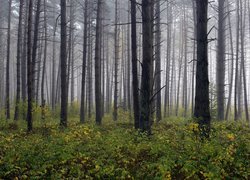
27, 0, 33, 132
14, 0, 24, 121
140, 0, 154, 134
155, 0, 162, 122
131, 0, 140, 129
5, 0, 12, 120
216, 0, 226, 120
194, 0, 211, 138
60, 0, 68, 127
41, 0, 48, 120
80, 0, 88, 123
113, 0, 119, 121
95, 0, 102, 125
234, 0, 240, 121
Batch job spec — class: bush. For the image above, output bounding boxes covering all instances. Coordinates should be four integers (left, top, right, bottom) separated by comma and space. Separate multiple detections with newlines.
0, 117, 249, 179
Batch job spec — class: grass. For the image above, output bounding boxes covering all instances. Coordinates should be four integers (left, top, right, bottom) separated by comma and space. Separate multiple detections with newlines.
0, 112, 249, 179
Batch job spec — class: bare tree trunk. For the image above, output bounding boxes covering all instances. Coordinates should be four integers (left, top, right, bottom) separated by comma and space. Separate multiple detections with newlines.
80, 0, 88, 123
14, 0, 24, 121
41, 0, 48, 121
234, 0, 240, 121
60, 0, 68, 127
127, 3, 131, 117
194, 0, 211, 138
105, 34, 110, 113
140, 0, 153, 134
51, 8, 58, 112
113, 0, 119, 121
32, 0, 42, 106
183, 8, 188, 117
155, 0, 162, 122
225, 0, 234, 120
131, 0, 140, 129
240, 0, 249, 121
88, 22, 93, 119
27, 0, 33, 132
164, 3, 172, 117
21, 0, 28, 119
95, 0, 102, 125
191, 0, 197, 115
216, 0, 226, 120
5, 0, 12, 120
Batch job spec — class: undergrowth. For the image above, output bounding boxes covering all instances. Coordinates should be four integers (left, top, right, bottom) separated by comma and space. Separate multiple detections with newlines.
0, 113, 249, 179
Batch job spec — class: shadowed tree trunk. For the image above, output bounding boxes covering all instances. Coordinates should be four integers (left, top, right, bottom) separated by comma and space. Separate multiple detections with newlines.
113, 0, 119, 121
80, 0, 88, 123
41, 0, 48, 121
14, 0, 24, 121
27, 0, 33, 132
216, 0, 226, 121
131, 0, 140, 129
6, 0, 12, 120
140, 0, 153, 134
155, 0, 162, 122
225, 1, 234, 121
234, 0, 240, 121
95, 0, 102, 125
194, 0, 211, 138
60, 0, 68, 127
32, 0, 42, 106
21, 0, 28, 120
239, 0, 249, 122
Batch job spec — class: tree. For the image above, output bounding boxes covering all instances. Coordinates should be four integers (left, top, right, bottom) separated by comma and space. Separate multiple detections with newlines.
95, 0, 102, 125
60, 0, 68, 127
216, 0, 226, 121
41, 0, 48, 120
113, 0, 119, 121
5, 0, 12, 120
131, 0, 140, 129
14, 0, 24, 121
194, 0, 211, 138
80, 0, 88, 123
140, 0, 154, 134
27, 0, 33, 132
155, 0, 162, 122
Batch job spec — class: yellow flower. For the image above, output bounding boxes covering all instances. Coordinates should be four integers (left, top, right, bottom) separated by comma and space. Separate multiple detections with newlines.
227, 134, 235, 141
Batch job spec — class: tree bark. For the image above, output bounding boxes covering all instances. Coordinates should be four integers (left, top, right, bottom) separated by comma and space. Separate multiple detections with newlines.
27, 0, 33, 132
194, 0, 211, 138
216, 0, 226, 120
60, 0, 68, 127
95, 0, 102, 125
14, 0, 24, 121
140, 0, 153, 134
131, 0, 140, 129
80, 0, 88, 123
5, 0, 12, 120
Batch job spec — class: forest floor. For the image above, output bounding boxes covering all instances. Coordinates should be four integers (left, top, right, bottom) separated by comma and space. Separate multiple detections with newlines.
0, 112, 249, 179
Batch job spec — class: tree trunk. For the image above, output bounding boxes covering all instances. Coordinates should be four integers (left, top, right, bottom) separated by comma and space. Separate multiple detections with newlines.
41, 0, 48, 121
27, 0, 33, 132
113, 0, 119, 121
216, 0, 226, 120
234, 0, 240, 121
225, 0, 234, 121
140, 0, 153, 134
95, 0, 102, 125
80, 0, 88, 123
194, 0, 211, 138
155, 0, 162, 122
60, 0, 68, 127
5, 0, 12, 120
14, 0, 24, 121
131, 0, 140, 129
